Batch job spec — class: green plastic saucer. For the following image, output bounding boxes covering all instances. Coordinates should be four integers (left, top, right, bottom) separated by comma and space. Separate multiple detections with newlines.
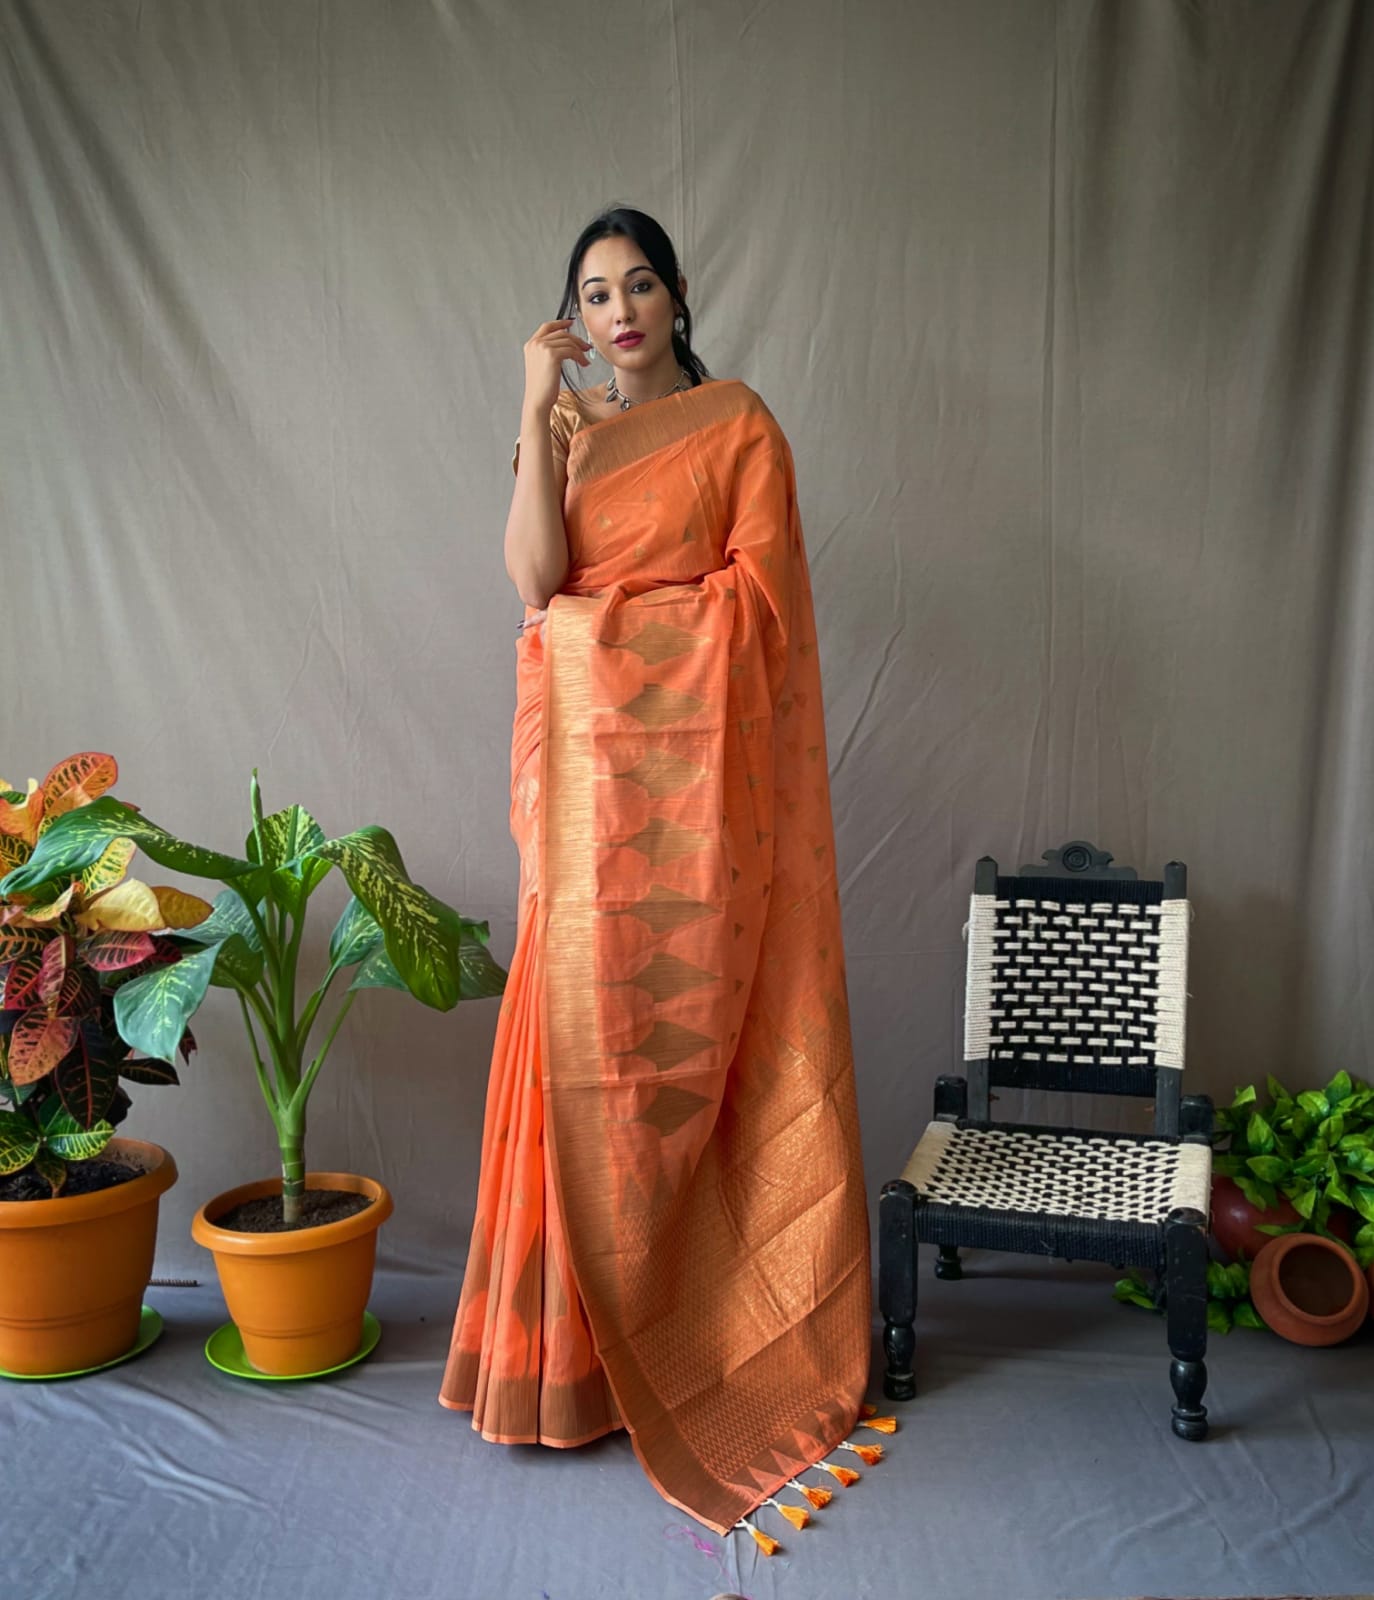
0, 1305, 164, 1382
205, 1309, 381, 1380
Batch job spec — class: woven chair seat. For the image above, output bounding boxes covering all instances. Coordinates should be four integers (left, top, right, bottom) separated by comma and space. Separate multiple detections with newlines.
901, 1120, 1211, 1227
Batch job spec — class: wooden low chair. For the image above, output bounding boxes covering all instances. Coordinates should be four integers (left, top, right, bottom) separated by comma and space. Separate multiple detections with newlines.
879, 841, 1214, 1439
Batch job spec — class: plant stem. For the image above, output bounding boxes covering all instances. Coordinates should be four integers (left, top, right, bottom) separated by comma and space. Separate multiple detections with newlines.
237, 992, 276, 1119
291, 989, 357, 1116
278, 1107, 306, 1226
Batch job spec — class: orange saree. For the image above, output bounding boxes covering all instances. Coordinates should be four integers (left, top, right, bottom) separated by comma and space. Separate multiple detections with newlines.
441, 378, 870, 1534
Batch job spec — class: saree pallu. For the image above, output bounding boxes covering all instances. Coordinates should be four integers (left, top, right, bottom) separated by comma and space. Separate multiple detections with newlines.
441, 378, 870, 1534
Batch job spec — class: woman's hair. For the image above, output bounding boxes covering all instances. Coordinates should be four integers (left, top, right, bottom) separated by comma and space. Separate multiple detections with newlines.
556, 206, 710, 390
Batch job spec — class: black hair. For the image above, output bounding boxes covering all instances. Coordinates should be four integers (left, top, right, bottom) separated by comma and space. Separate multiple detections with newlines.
556, 206, 709, 390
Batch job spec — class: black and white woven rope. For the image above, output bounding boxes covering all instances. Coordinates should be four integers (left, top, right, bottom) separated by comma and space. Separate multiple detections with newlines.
964, 895, 1189, 1070
901, 1121, 1210, 1224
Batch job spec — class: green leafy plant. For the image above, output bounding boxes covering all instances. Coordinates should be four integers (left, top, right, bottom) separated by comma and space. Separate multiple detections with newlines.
1113, 1261, 1266, 1334
0, 771, 507, 1224
1213, 1071, 1374, 1270
0, 754, 206, 1194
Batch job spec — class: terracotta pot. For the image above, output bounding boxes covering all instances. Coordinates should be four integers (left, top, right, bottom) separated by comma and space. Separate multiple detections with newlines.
0, 1138, 177, 1376
1209, 1175, 1350, 1261
1249, 1232, 1369, 1347
191, 1171, 393, 1376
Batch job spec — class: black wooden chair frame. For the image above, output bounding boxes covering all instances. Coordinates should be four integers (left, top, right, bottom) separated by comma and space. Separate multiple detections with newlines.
879, 841, 1214, 1441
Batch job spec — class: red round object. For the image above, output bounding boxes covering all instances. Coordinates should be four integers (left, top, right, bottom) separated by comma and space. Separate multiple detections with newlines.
1250, 1233, 1369, 1347
1209, 1176, 1299, 1262
1209, 1175, 1353, 1261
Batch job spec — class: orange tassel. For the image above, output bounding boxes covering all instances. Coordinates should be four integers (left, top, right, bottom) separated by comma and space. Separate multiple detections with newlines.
860, 1402, 877, 1417
745, 1523, 779, 1557
862, 1415, 898, 1434
768, 1500, 810, 1531
845, 1442, 885, 1466
795, 1482, 833, 1509
818, 1462, 861, 1487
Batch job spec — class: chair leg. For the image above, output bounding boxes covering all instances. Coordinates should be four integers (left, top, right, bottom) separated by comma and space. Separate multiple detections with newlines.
1165, 1206, 1209, 1441
879, 1180, 918, 1400
935, 1243, 963, 1280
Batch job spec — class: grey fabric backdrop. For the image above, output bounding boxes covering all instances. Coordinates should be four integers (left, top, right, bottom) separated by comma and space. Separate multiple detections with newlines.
2, 0, 1372, 1281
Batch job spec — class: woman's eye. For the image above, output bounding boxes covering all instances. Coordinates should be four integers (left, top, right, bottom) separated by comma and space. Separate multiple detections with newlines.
632, 281, 653, 293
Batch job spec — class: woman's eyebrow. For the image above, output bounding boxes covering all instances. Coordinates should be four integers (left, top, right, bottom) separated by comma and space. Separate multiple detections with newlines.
581, 265, 656, 288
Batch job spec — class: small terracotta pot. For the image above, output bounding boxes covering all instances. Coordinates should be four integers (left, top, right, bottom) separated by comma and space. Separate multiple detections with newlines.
1249, 1232, 1369, 1347
191, 1171, 393, 1376
0, 1138, 177, 1375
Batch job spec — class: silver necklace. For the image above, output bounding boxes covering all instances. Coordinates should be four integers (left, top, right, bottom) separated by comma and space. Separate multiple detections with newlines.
604, 365, 692, 412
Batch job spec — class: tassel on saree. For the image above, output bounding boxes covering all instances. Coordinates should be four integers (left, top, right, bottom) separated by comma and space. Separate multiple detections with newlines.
788, 1476, 833, 1509
815, 1460, 861, 1487
841, 1440, 885, 1466
763, 1496, 810, 1531
734, 1517, 780, 1556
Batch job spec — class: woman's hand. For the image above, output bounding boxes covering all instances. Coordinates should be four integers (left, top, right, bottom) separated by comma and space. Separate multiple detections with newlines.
523, 319, 592, 416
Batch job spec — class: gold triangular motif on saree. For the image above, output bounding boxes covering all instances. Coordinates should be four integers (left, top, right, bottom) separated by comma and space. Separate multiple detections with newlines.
612, 620, 703, 666
610, 885, 714, 933
622, 953, 719, 1002
617, 1020, 715, 1071
616, 684, 703, 727
617, 748, 704, 798
611, 817, 709, 865
637, 1083, 713, 1136
509, 1234, 543, 1338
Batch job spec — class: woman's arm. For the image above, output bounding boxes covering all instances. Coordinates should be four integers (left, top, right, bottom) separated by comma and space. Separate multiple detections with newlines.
504, 407, 571, 609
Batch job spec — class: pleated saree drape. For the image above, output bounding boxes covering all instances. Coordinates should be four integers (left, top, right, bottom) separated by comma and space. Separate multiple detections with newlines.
441, 378, 870, 1534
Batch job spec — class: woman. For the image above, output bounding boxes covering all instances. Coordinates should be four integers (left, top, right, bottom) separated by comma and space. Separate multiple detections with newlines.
441, 207, 871, 1539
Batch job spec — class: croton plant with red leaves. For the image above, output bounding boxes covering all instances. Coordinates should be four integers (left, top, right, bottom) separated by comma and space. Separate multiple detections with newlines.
0, 753, 209, 1195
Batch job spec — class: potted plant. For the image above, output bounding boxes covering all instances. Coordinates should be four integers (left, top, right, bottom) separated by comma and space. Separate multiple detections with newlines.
1211, 1072, 1374, 1269
0, 753, 207, 1376
0, 770, 506, 1376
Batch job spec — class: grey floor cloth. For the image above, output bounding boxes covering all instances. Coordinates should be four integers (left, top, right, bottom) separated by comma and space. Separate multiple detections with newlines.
5, 1254, 1372, 1600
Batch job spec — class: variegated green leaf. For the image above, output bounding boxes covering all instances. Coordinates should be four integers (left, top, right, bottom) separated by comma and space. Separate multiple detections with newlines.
209, 932, 265, 990
348, 943, 409, 994
38, 1097, 115, 1161
114, 943, 219, 1062
329, 896, 384, 969
33, 1147, 67, 1194
174, 887, 262, 951
0, 797, 258, 897
458, 919, 506, 1001
313, 827, 463, 1010
249, 806, 327, 870
271, 857, 333, 917
0, 1110, 40, 1174
250, 807, 332, 915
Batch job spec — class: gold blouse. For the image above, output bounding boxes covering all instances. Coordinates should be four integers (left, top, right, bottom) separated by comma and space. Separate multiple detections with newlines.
511, 387, 599, 475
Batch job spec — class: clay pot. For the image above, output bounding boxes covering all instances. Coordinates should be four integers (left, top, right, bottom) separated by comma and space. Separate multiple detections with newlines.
191, 1171, 393, 1376
1209, 1175, 1350, 1262
0, 1138, 177, 1375
1249, 1232, 1369, 1347
1210, 1176, 1299, 1262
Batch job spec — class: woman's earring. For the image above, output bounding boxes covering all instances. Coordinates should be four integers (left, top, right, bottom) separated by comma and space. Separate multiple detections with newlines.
673, 314, 686, 334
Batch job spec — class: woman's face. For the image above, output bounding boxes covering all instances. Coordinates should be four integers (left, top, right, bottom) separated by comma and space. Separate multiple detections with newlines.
576, 234, 685, 376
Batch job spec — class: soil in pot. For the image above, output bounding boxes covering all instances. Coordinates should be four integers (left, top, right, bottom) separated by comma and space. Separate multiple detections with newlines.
0, 1158, 142, 1204
214, 1190, 373, 1233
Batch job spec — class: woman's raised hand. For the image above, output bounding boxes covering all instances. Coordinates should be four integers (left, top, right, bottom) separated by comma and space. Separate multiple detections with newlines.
523, 318, 593, 415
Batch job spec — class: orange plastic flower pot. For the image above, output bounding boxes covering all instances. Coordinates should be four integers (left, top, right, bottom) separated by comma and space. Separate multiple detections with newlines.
1249, 1231, 1369, 1347
190, 1171, 393, 1376
0, 1138, 178, 1376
